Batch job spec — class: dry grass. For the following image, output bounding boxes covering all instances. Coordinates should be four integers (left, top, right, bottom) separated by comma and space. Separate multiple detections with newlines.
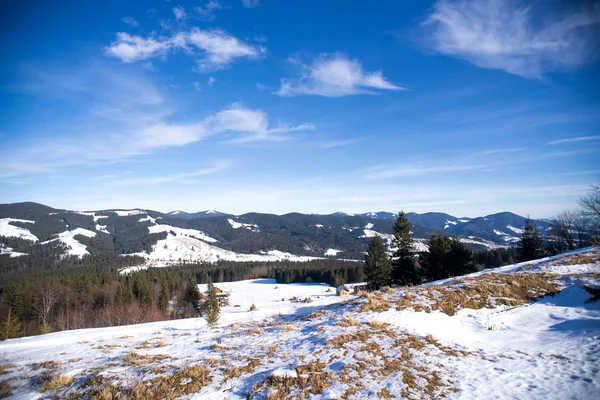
39, 373, 74, 392
249, 304, 257, 311
338, 316, 362, 327
79, 364, 212, 399
250, 361, 332, 399
0, 363, 16, 376
394, 272, 561, 316
0, 379, 11, 398
121, 351, 170, 366
357, 292, 391, 313
248, 327, 263, 335
303, 310, 327, 320
29, 361, 58, 371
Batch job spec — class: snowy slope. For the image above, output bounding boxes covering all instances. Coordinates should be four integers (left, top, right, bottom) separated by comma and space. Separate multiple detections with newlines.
1, 248, 599, 399
0, 218, 38, 242
41, 228, 97, 258
1, 248, 598, 399
121, 220, 322, 272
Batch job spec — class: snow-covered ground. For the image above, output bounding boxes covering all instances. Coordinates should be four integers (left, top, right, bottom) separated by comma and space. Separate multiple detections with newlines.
1, 248, 599, 399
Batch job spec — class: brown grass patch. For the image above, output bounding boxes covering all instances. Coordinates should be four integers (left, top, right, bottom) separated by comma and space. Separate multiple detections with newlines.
338, 316, 361, 327
38, 373, 74, 392
0, 379, 11, 398
357, 292, 391, 313
0, 363, 16, 376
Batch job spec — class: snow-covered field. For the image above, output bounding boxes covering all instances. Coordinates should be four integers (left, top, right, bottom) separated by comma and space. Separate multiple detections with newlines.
1, 248, 599, 399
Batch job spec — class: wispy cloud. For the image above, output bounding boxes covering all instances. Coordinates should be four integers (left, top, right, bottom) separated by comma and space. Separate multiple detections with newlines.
546, 135, 600, 145
115, 161, 229, 185
363, 162, 489, 179
208, 77, 216, 87
241, 0, 260, 8
476, 148, 524, 156
105, 28, 264, 72
1, 68, 313, 178
196, 1, 222, 20
173, 5, 186, 20
557, 170, 600, 177
122, 17, 139, 27
276, 53, 403, 97
321, 139, 361, 148
422, 0, 600, 78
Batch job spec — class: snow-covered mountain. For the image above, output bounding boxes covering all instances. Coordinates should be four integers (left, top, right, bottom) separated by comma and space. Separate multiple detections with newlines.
167, 209, 229, 219
0, 202, 547, 266
2, 248, 598, 399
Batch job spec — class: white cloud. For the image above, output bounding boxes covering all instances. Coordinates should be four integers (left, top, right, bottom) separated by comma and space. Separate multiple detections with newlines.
105, 28, 263, 71
104, 32, 185, 63
423, 0, 600, 78
115, 161, 229, 185
546, 135, 600, 145
122, 17, 139, 27
208, 76, 217, 87
241, 0, 260, 8
196, 1, 222, 20
193, 81, 202, 91
173, 5, 186, 20
276, 53, 403, 97
188, 28, 264, 71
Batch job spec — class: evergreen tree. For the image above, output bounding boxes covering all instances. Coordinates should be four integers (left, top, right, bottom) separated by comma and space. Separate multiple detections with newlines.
518, 217, 544, 261
448, 237, 476, 276
421, 234, 476, 281
1, 309, 23, 340
364, 236, 391, 290
202, 278, 220, 326
184, 276, 201, 307
420, 234, 452, 281
158, 281, 170, 313
390, 211, 418, 285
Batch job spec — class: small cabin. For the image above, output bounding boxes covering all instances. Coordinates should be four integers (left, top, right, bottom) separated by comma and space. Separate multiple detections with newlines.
336, 286, 350, 296
216, 293, 230, 307
208, 287, 230, 307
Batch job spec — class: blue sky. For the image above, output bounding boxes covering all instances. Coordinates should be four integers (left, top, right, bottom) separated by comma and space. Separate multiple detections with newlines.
1, 0, 599, 218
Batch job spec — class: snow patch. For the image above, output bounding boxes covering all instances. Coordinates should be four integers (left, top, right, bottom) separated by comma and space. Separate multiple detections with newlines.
42, 228, 97, 258
148, 224, 218, 243
110, 209, 146, 217
0, 244, 27, 257
507, 225, 524, 234
325, 249, 343, 256
364, 222, 374, 229
0, 218, 38, 242
228, 218, 259, 231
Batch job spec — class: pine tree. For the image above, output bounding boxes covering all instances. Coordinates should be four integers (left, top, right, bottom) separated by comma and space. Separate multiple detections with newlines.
202, 278, 220, 326
158, 281, 170, 313
1, 309, 23, 340
390, 211, 418, 285
421, 234, 476, 281
420, 234, 452, 281
448, 236, 476, 276
518, 217, 544, 261
364, 236, 391, 290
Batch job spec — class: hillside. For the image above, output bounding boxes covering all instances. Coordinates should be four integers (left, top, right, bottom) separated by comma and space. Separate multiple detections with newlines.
0, 203, 547, 269
1, 248, 598, 399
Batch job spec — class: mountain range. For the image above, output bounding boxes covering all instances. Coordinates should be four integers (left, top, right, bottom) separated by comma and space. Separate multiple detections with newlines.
0, 202, 549, 267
